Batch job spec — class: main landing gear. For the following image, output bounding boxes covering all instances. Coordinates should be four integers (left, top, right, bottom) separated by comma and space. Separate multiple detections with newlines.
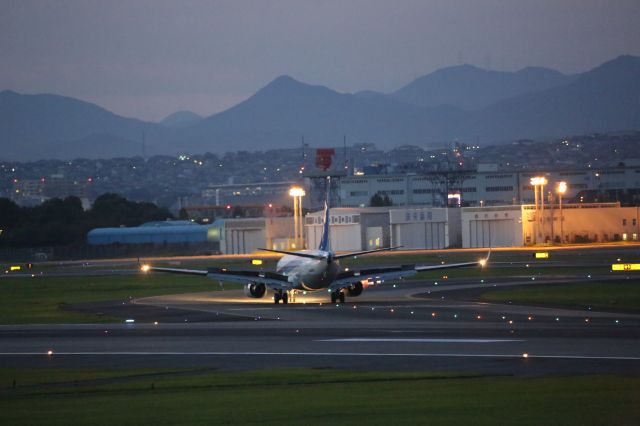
274, 290, 296, 304
330, 290, 345, 304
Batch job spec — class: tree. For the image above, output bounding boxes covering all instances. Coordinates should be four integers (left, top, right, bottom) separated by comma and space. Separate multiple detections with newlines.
370, 192, 392, 207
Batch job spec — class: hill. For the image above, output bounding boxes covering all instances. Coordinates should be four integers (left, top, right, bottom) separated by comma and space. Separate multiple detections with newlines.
392, 64, 573, 109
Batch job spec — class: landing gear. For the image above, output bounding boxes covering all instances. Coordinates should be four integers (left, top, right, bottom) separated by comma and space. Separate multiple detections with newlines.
274, 290, 289, 304
331, 290, 345, 304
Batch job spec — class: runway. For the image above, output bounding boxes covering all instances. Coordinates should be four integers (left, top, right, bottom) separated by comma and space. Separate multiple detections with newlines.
2, 276, 640, 375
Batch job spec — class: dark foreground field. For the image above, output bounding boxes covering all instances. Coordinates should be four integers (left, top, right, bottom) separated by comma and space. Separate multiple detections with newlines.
1, 368, 639, 425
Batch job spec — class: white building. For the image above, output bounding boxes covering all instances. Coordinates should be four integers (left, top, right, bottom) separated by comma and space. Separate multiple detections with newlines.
461, 206, 524, 248
461, 202, 640, 248
305, 207, 392, 252
214, 217, 294, 254
338, 164, 640, 208
390, 207, 461, 249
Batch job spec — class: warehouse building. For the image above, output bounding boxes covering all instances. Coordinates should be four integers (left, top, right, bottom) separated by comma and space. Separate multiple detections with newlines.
87, 221, 219, 246
88, 217, 296, 255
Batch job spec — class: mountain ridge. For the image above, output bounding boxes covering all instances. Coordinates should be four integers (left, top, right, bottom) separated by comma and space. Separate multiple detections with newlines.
0, 55, 638, 160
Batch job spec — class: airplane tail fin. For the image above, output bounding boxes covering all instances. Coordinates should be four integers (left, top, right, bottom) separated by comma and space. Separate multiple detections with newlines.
318, 176, 331, 251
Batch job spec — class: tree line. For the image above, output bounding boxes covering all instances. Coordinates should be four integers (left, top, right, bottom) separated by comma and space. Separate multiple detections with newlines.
0, 194, 173, 248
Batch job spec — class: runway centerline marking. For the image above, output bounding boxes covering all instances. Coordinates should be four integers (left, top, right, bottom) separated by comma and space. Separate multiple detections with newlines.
317, 338, 525, 343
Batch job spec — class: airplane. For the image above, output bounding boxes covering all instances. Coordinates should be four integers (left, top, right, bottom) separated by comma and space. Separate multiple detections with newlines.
141, 177, 489, 304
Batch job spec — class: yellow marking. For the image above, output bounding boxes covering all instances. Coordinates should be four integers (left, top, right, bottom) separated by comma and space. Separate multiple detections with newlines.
612, 263, 640, 271
534, 252, 549, 259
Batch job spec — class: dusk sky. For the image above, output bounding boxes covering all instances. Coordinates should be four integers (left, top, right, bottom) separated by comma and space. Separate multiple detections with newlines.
2, 0, 639, 121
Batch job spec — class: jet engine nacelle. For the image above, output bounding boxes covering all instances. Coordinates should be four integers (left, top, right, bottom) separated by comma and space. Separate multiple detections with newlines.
244, 282, 267, 298
347, 281, 363, 297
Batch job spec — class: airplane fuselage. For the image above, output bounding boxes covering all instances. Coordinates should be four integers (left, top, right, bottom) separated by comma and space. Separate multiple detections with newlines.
276, 249, 340, 291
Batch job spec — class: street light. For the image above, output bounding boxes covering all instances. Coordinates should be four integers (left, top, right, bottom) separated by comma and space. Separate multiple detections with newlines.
530, 176, 547, 244
557, 181, 567, 244
289, 186, 306, 249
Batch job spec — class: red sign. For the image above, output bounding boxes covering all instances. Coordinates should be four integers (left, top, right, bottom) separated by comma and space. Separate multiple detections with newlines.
315, 148, 335, 171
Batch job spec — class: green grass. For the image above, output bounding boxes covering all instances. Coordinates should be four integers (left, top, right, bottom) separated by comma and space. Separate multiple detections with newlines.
480, 280, 640, 311
0, 368, 638, 425
0, 274, 238, 324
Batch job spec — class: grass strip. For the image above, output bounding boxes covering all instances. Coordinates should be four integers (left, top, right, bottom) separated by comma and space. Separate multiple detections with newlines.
480, 280, 640, 311
0, 274, 237, 324
0, 368, 638, 425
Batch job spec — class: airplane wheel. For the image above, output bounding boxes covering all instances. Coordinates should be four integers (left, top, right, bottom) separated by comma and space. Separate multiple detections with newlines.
282, 292, 289, 304
339, 292, 345, 303
330, 292, 338, 303
274, 293, 281, 304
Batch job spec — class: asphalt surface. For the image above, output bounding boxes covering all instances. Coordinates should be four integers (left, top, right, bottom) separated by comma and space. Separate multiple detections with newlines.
2, 275, 640, 376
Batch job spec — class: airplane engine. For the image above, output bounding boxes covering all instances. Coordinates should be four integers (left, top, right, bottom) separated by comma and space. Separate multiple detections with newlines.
347, 282, 363, 297
244, 282, 266, 298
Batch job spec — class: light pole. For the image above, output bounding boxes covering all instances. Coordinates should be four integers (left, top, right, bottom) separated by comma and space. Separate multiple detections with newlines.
530, 177, 547, 244
289, 187, 306, 249
557, 181, 567, 244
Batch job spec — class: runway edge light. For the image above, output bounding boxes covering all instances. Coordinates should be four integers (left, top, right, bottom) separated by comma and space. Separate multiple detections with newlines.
534, 252, 549, 259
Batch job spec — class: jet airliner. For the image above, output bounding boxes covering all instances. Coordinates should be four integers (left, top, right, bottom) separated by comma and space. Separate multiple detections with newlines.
142, 178, 489, 303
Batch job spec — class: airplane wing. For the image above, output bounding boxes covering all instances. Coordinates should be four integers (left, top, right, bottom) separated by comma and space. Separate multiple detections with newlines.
329, 265, 417, 290
143, 265, 292, 290
332, 246, 403, 260
328, 256, 488, 291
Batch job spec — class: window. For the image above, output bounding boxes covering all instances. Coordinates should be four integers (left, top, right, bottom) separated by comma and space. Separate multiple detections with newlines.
623, 218, 627, 226
485, 174, 513, 179
486, 186, 514, 192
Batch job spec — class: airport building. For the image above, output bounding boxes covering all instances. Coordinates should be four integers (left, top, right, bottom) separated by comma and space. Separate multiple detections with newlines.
304, 206, 461, 251
389, 207, 461, 249
338, 163, 640, 208
305, 207, 392, 251
87, 217, 295, 255
87, 221, 219, 246
304, 203, 639, 250
460, 202, 639, 248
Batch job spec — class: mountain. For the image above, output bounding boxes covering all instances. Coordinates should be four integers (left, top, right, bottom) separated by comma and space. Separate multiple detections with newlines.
458, 55, 640, 140
160, 110, 203, 128
0, 91, 171, 160
1, 55, 639, 160
392, 64, 573, 109
177, 75, 464, 152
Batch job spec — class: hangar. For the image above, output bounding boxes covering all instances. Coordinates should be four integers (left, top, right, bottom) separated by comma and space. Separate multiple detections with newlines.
390, 207, 461, 249
461, 206, 523, 248
87, 220, 218, 245
87, 217, 295, 255
305, 207, 391, 251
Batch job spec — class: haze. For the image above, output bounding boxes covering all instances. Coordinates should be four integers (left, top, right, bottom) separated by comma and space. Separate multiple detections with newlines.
1, 0, 639, 121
